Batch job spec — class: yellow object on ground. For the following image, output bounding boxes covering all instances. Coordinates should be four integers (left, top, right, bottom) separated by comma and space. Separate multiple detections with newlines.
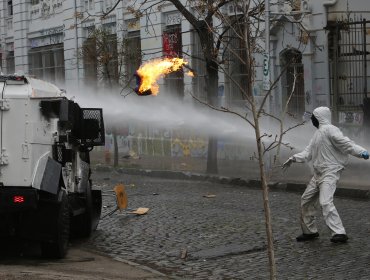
129, 208, 150, 215
114, 184, 128, 210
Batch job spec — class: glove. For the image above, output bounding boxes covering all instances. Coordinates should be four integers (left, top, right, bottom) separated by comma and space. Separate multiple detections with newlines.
361, 151, 369, 160
282, 157, 295, 171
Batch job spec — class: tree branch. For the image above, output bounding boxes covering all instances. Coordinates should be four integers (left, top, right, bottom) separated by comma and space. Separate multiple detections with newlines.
188, 90, 256, 129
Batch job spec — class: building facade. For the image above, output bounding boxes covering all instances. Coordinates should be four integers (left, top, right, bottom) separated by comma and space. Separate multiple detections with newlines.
0, 0, 252, 102
268, 0, 370, 137
1, 0, 369, 161
0, 0, 202, 97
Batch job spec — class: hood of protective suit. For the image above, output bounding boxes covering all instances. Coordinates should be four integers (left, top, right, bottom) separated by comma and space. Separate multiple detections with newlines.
293, 106, 366, 175
312, 107, 331, 126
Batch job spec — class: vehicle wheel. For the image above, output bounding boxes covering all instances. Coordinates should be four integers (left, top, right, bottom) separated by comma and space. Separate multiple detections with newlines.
72, 182, 94, 238
41, 190, 70, 258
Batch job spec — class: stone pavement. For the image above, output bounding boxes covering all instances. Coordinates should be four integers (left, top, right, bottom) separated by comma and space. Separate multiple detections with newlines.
88, 170, 370, 279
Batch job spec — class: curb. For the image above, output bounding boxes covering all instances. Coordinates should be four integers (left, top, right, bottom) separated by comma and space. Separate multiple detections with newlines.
112, 257, 170, 278
93, 165, 370, 200
81, 247, 169, 279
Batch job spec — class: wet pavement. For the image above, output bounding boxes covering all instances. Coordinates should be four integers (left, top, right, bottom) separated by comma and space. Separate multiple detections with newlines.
87, 170, 370, 279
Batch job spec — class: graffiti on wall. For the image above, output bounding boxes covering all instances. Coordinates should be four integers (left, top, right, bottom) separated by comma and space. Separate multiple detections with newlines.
171, 136, 207, 158
102, 125, 252, 161
162, 28, 182, 58
338, 111, 363, 125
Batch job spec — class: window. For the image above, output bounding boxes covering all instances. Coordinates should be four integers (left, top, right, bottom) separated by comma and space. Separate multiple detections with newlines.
6, 51, 14, 74
82, 31, 119, 87
103, 0, 112, 12
291, 0, 301, 11
83, 37, 98, 87
125, 31, 141, 88
225, 19, 249, 103
83, 0, 93, 11
105, 34, 119, 85
281, 49, 305, 118
7, 0, 13, 16
28, 44, 65, 86
162, 25, 184, 99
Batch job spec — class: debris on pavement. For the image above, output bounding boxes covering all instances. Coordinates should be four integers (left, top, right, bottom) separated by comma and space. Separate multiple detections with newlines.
180, 248, 187, 259
101, 185, 150, 218
128, 207, 150, 215
203, 194, 216, 198
122, 151, 140, 160
114, 184, 128, 210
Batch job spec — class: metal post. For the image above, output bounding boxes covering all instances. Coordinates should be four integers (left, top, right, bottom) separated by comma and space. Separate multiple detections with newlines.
265, 0, 270, 59
263, 0, 272, 176
332, 25, 339, 123
363, 19, 367, 98
263, 0, 270, 93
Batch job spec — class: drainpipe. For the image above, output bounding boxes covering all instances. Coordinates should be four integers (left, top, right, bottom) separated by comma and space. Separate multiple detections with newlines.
323, 0, 338, 6
323, 0, 338, 27
74, 0, 80, 86
323, 0, 338, 116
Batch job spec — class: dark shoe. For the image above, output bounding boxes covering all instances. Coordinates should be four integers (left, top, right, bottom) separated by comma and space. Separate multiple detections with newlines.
296, 232, 319, 242
330, 234, 348, 243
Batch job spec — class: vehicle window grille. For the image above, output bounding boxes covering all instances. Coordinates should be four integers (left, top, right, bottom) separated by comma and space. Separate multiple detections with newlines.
53, 144, 66, 166
81, 108, 105, 147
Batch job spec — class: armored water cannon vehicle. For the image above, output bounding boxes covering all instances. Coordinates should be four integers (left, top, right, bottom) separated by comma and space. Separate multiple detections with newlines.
0, 75, 105, 258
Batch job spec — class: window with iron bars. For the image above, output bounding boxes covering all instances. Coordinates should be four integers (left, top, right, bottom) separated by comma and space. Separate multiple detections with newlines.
163, 25, 184, 99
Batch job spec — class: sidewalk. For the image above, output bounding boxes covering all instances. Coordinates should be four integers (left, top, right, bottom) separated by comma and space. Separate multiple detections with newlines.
93, 154, 370, 200
0, 239, 167, 280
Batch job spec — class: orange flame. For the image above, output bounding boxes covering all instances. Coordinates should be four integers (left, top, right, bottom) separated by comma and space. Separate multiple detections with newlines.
136, 58, 187, 95
186, 71, 194, 77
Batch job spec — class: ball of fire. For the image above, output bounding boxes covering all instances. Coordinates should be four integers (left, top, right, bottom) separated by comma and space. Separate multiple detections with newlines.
134, 57, 193, 96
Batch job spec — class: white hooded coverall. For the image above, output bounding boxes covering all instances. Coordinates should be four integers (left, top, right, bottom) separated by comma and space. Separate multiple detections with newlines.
292, 107, 366, 236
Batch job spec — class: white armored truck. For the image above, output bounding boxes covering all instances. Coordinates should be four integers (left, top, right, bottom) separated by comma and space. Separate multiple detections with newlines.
0, 75, 104, 258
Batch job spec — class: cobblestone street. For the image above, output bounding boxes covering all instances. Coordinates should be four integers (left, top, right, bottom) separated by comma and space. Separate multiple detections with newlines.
88, 170, 370, 279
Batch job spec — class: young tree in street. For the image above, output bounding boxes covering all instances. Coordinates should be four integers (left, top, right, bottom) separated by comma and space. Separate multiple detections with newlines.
103, 1, 308, 279
189, 3, 306, 279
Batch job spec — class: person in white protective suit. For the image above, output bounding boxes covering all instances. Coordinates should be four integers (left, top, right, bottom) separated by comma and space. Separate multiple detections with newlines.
282, 106, 369, 243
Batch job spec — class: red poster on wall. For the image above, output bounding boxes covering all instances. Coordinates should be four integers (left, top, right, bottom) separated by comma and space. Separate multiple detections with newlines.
162, 27, 182, 58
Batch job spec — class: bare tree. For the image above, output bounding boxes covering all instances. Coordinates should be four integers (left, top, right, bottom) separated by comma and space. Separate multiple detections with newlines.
101, 1, 308, 279
121, 0, 264, 174
190, 3, 307, 278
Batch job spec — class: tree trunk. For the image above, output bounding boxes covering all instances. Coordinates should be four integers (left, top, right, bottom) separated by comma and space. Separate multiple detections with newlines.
206, 136, 218, 174
205, 60, 219, 174
113, 128, 119, 168
253, 107, 277, 280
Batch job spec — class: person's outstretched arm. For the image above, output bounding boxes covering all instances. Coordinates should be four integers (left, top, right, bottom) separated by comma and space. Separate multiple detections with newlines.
282, 138, 314, 171
330, 126, 368, 159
